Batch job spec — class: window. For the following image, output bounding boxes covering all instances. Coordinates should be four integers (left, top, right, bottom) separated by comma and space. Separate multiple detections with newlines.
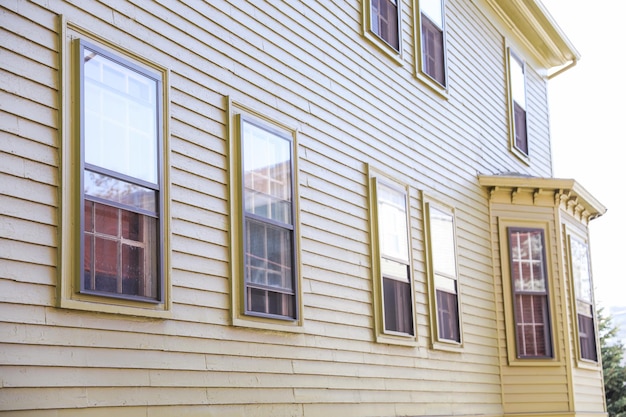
417, 0, 446, 87
569, 236, 598, 362
508, 228, 552, 358
362, 0, 402, 60
371, 0, 400, 50
241, 117, 297, 320
369, 170, 415, 342
508, 49, 528, 157
424, 200, 461, 345
228, 102, 301, 329
59, 28, 169, 315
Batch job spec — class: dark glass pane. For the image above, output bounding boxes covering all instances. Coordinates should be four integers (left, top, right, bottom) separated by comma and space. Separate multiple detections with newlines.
372, 0, 399, 50
122, 244, 143, 296
383, 277, 413, 335
421, 15, 445, 85
247, 287, 295, 319
437, 289, 460, 342
578, 313, 598, 361
122, 210, 142, 241
514, 102, 528, 154
94, 237, 118, 293
84, 200, 94, 232
83, 234, 93, 290
95, 203, 118, 236
515, 294, 551, 357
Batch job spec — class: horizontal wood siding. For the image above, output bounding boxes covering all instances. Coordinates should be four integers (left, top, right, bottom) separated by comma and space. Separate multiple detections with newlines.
0, 0, 588, 415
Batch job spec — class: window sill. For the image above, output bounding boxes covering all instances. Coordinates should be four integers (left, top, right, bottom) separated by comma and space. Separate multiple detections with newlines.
431, 339, 463, 352
415, 71, 449, 99
364, 31, 404, 66
510, 143, 531, 165
58, 296, 171, 319
575, 357, 601, 370
507, 356, 563, 367
232, 314, 304, 333
376, 332, 418, 347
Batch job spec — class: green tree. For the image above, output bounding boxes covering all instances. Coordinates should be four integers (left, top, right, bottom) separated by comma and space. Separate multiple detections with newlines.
599, 308, 626, 417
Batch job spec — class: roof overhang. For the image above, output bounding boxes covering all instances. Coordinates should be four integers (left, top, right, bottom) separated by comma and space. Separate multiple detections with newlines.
478, 175, 607, 222
484, 0, 580, 76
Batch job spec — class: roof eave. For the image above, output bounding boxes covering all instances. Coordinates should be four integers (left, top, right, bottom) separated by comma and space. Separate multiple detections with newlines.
485, 0, 580, 73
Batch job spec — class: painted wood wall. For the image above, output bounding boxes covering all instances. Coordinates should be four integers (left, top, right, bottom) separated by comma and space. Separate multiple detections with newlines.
0, 0, 599, 416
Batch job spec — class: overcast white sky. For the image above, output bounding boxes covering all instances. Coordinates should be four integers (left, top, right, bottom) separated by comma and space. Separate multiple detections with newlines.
541, 0, 626, 310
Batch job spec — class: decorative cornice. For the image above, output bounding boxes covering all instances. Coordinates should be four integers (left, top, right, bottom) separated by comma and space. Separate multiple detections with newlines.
478, 175, 606, 225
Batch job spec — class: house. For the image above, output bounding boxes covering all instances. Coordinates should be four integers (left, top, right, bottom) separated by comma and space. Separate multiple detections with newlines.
0, 0, 607, 416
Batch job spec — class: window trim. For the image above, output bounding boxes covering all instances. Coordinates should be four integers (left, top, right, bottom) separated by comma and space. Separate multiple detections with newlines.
368, 166, 417, 345
362, 0, 404, 64
498, 218, 560, 366
413, 0, 449, 96
227, 98, 304, 332
566, 230, 600, 366
423, 194, 463, 350
506, 46, 530, 163
58, 19, 171, 317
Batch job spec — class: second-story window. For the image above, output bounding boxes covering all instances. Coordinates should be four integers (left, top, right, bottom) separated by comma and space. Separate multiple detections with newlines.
371, 0, 400, 51
508, 228, 553, 358
508, 49, 528, 156
419, 0, 446, 87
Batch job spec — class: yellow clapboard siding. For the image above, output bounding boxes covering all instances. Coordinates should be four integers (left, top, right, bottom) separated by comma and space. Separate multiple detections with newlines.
0, 0, 602, 414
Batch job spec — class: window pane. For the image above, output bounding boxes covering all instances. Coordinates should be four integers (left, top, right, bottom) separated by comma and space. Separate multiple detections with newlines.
578, 313, 598, 361
378, 182, 409, 262
435, 275, 456, 293
243, 120, 292, 224
429, 206, 456, 277
571, 238, 592, 302
371, 0, 399, 50
245, 218, 293, 292
514, 103, 528, 154
514, 293, 550, 357
247, 287, 295, 317
381, 258, 409, 282
421, 16, 446, 86
83, 47, 158, 184
383, 277, 413, 335
510, 52, 526, 109
83, 202, 158, 299
84, 170, 157, 213
437, 289, 460, 342
421, 0, 443, 27
510, 230, 546, 292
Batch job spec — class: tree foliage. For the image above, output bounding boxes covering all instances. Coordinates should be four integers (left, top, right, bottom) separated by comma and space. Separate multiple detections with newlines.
599, 308, 626, 417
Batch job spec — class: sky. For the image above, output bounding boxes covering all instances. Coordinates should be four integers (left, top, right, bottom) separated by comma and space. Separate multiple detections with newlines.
541, 0, 626, 311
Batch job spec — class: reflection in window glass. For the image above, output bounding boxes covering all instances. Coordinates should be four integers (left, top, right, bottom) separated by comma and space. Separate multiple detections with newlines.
241, 118, 296, 320
421, 0, 443, 26
378, 182, 409, 263
570, 237, 598, 361
376, 179, 413, 336
79, 39, 162, 303
508, 228, 552, 358
83, 47, 158, 184
426, 203, 460, 343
